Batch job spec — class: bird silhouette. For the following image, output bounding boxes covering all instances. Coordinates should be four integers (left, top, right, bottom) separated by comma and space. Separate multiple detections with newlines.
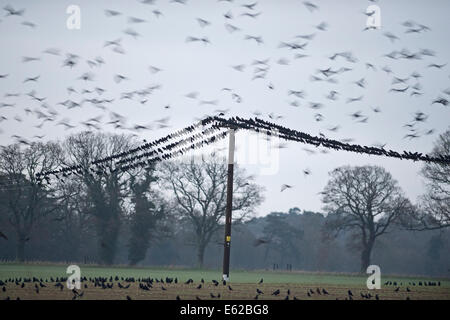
280, 184, 293, 192
0, 231, 8, 240
4, 5, 25, 16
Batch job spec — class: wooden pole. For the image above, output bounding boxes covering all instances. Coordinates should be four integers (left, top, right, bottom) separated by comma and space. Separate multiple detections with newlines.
222, 129, 235, 281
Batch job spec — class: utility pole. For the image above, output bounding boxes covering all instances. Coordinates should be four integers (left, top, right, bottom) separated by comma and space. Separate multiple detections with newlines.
222, 128, 235, 281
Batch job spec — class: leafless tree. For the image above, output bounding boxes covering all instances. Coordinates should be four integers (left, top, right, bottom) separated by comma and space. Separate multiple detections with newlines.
0, 142, 63, 261
159, 154, 264, 268
321, 165, 413, 272
406, 130, 450, 230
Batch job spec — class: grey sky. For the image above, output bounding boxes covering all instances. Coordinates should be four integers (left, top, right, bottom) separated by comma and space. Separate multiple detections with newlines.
0, 0, 449, 217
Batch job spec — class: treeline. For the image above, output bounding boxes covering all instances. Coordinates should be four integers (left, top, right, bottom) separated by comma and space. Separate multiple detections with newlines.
0, 208, 449, 277
0, 130, 449, 277
0, 131, 262, 268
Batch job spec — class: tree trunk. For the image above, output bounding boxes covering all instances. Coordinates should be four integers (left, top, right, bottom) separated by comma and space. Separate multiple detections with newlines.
197, 242, 206, 269
97, 214, 121, 265
360, 238, 375, 273
16, 239, 26, 262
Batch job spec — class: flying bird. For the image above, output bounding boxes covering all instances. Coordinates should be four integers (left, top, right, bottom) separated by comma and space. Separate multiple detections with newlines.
4, 4, 25, 16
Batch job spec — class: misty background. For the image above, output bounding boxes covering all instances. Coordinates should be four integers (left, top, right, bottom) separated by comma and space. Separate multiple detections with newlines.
0, 0, 449, 277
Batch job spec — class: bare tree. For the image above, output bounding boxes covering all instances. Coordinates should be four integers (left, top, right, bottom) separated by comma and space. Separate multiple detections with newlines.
407, 130, 450, 230
63, 132, 134, 265
0, 142, 62, 261
160, 154, 264, 268
321, 165, 413, 272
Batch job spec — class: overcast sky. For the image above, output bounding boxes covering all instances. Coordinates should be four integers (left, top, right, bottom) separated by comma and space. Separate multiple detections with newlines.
0, 0, 449, 216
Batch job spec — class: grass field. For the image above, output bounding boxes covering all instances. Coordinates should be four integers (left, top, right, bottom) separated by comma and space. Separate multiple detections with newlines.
1, 263, 449, 300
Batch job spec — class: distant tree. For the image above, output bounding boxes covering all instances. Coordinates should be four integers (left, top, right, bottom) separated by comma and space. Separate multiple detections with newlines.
63, 132, 134, 265
0, 142, 63, 261
160, 154, 264, 268
406, 131, 450, 230
261, 211, 303, 266
321, 165, 414, 272
427, 234, 444, 262
128, 165, 168, 265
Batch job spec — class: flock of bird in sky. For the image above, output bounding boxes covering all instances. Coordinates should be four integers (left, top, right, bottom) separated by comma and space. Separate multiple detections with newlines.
0, 0, 449, 195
